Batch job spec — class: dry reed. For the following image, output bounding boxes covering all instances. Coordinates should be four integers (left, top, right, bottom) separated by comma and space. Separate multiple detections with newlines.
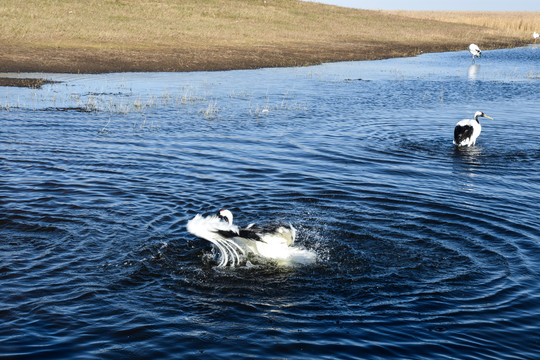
386, 11, 539, 38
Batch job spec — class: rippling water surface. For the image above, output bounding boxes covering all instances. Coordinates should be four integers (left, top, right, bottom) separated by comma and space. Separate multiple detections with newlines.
1, 47, 539, 359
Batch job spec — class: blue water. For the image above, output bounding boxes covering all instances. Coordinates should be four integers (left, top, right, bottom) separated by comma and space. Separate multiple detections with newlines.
1, 46, 539, 359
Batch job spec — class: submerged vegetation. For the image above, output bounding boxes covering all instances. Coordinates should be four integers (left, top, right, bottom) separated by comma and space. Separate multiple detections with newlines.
0, 79, 311, 133
0, 0, 532, 73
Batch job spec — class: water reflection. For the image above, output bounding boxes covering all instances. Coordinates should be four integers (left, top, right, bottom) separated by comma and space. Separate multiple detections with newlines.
452, 145, 483, 167
468, 64, 480, 81
450, 146, 484, 194
451, 145, 483, 180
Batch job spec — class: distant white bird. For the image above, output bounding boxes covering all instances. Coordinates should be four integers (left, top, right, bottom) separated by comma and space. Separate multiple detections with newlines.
187, 209, 298, 266
534, 32, 539, 43
454, 111, 493, 147
469, 44, 482, 63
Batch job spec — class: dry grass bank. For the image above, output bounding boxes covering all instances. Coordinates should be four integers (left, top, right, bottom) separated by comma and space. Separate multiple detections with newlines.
0, 0, 531, 73
386, 11, 540, 38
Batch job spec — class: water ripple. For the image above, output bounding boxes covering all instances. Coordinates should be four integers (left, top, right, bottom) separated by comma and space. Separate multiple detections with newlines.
1, 47, 540, 359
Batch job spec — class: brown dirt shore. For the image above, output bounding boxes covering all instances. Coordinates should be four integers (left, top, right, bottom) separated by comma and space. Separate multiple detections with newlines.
0, 37, 527, 89
0, 39, 528, 74
0, 77, 59, 89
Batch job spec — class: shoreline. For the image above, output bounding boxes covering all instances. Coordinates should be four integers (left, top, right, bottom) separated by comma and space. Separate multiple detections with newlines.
0, 40, 528, 74
0, 41, 529, 88
0, 77, 60, 89
1, 1, 534, 87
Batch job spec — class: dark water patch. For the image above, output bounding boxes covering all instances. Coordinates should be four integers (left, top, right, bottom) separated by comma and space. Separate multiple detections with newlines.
41, 106, 94, 113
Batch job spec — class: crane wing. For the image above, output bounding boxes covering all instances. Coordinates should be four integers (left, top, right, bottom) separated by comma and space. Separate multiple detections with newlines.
454, 124, 474, 145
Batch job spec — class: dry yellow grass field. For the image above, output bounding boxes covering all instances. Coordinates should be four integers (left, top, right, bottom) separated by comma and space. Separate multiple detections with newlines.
0, 0, 533, 74
386, 11, 539, 38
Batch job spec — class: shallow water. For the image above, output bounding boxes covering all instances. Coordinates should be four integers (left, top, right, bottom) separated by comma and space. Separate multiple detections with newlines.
1, 46, 539, 359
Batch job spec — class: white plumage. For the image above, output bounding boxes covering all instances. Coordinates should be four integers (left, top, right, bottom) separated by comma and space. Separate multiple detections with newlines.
187, 209, 313, 267
453, 111, 493, 147
534, 32, 539, 43
469, 44, 482, 63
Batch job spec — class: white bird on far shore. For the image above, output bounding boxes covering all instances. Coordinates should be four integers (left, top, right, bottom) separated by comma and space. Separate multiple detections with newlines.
534, 32, 539, 43
469, 44, 482, 63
